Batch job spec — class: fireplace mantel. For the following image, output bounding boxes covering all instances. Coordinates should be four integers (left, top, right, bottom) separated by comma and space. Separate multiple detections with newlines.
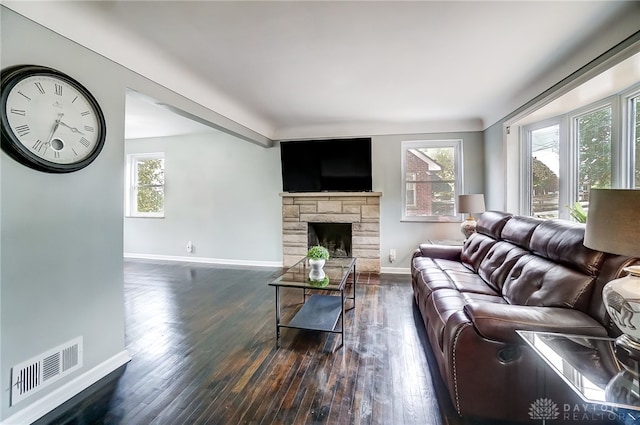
280, 192, 383, 198
281, 191, 381, 273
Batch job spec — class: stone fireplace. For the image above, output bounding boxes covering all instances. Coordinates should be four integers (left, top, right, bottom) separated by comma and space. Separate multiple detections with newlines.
308, 223, 352, 257
281, 192, 382, 273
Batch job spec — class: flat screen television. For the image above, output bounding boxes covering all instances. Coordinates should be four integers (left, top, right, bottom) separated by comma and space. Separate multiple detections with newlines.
280, 138, 372, 192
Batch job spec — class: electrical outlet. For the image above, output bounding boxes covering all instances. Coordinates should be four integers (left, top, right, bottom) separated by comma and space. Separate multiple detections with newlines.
187, 241, 193, 253
389, 249, 396, 263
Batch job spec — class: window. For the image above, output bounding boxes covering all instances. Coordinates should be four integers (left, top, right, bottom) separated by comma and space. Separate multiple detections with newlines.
406, 173, 417, 207
521, 83, 640, 220
528, 123, 560, 219
401, 139, 463, 221
127, 153, 165, 217
632, 95, 640, 187
576, 105, 612, 208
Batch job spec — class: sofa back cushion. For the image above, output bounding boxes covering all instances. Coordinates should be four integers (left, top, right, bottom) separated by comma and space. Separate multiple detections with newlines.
530, 220, 604, 276
461, 211, 512, 272
461, 233, 496, 272
502, 254, 595, 311
477, 242, 529, 292
475, 211, 511, 239
500, 215, 543, 249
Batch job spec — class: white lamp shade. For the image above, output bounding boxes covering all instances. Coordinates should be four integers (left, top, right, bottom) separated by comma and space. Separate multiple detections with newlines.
458, 194, 486, 214
584, 189, 640, 258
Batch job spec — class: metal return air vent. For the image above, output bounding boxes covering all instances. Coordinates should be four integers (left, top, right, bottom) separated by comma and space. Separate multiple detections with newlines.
10, 336, 83, 406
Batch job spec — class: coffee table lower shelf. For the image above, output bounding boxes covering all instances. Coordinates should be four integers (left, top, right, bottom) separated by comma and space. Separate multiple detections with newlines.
278, 294, 344, 346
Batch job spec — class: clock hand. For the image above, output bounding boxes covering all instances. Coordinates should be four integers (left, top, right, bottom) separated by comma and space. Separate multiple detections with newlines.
46, 113, 64, 142
58, 120, 85, 135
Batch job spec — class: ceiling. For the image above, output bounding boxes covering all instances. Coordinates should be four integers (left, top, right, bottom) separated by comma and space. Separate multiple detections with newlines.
5, 1, 640, 140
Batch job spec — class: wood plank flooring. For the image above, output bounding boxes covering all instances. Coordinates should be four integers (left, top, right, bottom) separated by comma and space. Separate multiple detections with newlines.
35, 260, 465, 425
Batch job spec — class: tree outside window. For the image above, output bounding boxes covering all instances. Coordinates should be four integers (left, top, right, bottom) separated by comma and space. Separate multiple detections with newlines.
530, 124, 559, 219
577, 106, 612, 206
401, 140, 462, 221
128, 153, 165, 217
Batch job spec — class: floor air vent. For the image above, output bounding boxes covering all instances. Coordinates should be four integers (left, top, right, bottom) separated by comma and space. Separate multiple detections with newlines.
10, 336, 83, 406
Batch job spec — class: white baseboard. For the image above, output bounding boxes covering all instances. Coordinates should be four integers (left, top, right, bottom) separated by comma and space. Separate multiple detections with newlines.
380, 266, 411, 274
124, 253, 283, 268
124, 253, 411, 274
1, 350, 131, 425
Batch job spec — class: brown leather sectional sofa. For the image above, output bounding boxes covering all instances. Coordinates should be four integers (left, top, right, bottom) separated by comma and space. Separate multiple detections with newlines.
411, 211, 637, 423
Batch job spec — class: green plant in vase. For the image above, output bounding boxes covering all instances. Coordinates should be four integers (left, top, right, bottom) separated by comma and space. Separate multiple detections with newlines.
307, 245, 330, 260
307, 245, 329, 281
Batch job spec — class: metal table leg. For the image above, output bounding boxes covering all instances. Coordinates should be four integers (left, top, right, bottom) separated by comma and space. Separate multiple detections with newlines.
275, 285, 281, 348
341, 287, 345, 347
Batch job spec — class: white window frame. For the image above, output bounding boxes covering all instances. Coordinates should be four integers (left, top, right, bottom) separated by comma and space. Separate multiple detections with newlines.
521, 117, 565, 218
622, 86, 640, 188
406, 173, 417, 207
126, 152, 165, 218
521, 82, 640, 219
401, 139, 464, 222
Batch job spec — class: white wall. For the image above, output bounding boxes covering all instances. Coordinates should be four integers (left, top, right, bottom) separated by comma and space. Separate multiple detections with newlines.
124, 133, 282, 264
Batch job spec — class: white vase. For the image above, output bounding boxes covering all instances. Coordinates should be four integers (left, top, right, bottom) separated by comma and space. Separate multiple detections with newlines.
460, 216, 477, 239
308, 258, 326, 281
603, 266, 640, 371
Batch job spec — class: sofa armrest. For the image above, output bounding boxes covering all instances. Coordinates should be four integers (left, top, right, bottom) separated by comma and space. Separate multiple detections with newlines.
464, 303, 608, 344
415, 243, 462, 261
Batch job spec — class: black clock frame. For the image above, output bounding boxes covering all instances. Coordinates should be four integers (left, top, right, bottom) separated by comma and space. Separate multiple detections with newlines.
0, 65, 107, 173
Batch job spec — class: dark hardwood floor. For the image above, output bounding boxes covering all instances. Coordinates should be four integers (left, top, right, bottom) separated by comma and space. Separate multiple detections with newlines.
36, 260, 466, 425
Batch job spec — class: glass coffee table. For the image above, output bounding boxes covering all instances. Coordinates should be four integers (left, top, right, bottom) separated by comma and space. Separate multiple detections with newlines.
518, 330, 640, 422
269, 256, 356, 349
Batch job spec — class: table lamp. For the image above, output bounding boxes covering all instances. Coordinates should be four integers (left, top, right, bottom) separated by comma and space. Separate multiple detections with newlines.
583, 188, 640, 374
458, 194, 485, 239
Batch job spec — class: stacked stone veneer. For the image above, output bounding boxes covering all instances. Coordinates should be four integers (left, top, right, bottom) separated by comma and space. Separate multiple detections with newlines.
281, 192, 382, 273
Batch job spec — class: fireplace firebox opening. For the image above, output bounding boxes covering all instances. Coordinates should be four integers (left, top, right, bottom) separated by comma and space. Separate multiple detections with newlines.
308, 223, 352, 258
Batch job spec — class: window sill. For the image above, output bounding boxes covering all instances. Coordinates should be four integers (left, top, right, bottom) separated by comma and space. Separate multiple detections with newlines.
125, 215, 165, 219
401, 216, 463, 223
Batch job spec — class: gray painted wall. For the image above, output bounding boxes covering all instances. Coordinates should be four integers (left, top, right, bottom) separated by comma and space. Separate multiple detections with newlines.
1, 7, 127, 420
125, 131, 484, 271
482, 121, 505, 211
1, 7, 282, 421
374, 132, 484, 268
124, 133, 282, 263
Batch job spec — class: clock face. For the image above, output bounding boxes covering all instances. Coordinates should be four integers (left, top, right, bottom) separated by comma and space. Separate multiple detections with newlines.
1, 65, 106, 173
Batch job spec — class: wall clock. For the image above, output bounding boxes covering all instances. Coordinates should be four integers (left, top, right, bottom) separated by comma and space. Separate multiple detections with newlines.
1, 65, 106, 173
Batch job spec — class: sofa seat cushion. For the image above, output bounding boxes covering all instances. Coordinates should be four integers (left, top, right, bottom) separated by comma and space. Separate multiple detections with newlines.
414, 261, 498, 303
446, 270, 500, 295
433, 259, 474, 274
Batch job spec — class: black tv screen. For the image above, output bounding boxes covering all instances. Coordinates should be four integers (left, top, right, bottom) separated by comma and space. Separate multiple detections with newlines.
280, 138, 372, 192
